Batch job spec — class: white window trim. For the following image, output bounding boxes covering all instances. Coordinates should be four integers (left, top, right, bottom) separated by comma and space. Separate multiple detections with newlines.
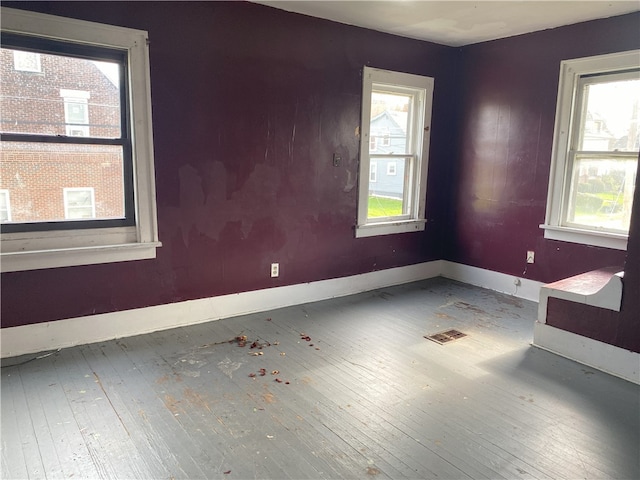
541, 50, 639, 251
387, 162, 397, 176
356, 66, 433, 238
1, 7, 161, 272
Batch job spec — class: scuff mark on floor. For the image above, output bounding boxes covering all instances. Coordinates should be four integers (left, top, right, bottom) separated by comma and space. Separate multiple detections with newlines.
217, 356, 243, 378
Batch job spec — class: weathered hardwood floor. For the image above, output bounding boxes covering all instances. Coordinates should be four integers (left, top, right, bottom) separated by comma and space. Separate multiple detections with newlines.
2, 278, 639, 479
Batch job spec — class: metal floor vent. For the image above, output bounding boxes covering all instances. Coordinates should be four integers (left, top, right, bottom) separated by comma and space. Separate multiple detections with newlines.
424, 329, 467, 345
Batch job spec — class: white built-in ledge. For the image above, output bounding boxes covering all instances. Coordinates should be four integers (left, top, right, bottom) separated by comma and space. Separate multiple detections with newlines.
537, 266, 624, 324
533, 267, 638, 385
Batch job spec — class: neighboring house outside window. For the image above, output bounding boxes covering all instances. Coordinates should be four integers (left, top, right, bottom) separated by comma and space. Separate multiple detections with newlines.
0, 190, 11, 222
357, 66, 433, 238
542, 50, 639, 250
0, 7, 160, 272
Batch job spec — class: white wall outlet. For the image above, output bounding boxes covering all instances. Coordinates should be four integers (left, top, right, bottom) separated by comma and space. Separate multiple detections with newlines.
270, 263, 279, 278
526, 251, 535, 264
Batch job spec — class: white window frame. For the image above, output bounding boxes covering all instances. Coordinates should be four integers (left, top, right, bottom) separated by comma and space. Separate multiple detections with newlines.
356, 66, 433, 238
13, 50, 41, 72
1, 7, 160, 272
0, 190, 11, 222
63, 187, 96, 219
542, 50, 639, 251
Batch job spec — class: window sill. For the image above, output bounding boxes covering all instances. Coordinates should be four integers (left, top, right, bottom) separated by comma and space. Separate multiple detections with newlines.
1, 226, 161, 272
1, 241, 161, 272
540, 224, 628, 250
356, 219, 426, 238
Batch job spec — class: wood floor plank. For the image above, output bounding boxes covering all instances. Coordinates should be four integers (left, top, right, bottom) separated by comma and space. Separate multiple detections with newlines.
79, 341, 204, 479
57, 346, 159, 479
1, 369, 32, 480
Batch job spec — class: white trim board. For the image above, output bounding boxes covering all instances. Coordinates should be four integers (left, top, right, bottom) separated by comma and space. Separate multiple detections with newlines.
0, 260, 544, 358
1, 260, 444, 358
533, 322, 640, 385
441, 261, 542, 303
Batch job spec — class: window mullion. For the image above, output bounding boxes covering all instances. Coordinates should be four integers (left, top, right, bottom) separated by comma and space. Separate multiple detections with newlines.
0, 133, 124, 145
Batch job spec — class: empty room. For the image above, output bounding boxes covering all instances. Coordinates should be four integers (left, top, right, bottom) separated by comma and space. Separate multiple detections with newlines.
1, 1, 639, 479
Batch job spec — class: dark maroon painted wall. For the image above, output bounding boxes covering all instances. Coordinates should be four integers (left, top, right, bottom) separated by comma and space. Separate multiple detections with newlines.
448, 13, 640, 284
1, 2, 638, 343
0, 2, 459, 327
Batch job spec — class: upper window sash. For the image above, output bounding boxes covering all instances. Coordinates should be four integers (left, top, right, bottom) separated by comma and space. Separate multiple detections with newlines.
572, 69, 640, 155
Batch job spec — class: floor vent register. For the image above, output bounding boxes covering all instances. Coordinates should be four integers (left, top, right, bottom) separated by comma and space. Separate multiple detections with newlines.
424, 329, 467, 345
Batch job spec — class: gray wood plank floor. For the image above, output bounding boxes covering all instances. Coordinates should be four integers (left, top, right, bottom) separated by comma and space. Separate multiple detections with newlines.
2, 278, 639, 479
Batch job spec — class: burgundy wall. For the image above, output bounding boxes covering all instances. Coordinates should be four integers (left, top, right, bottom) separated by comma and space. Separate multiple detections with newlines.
449, 13, 640, 284
0, 2, 459, 327
1, 2, 638, 343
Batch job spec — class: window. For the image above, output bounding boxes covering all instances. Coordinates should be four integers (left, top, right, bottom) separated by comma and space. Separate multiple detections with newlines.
387, 162, 397, 176
356, 66, 433, 238
61, 89, 90, 137
369, 136, 378, 152
0, 190, 11, 222
13, 50, 40, 72
0, 7, 160, 272
543, 51, 639, 250
64, 188, 95, 219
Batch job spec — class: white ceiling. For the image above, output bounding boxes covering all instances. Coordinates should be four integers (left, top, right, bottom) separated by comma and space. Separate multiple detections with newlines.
253, 1, 640, 47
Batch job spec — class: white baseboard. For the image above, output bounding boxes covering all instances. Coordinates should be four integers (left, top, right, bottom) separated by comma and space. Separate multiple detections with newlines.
533, 322, 640, 384
441, 261, 542, 302
4, 259, 635, 385
1, 260, 444, 358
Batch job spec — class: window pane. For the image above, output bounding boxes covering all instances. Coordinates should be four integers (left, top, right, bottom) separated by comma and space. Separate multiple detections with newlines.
0, 142, 125, 223
578, 77, 640, 152
370, 91, 411, 154
66, 102, 88, 124
566, 156, 636, 232
0, 49, 121, 138
65, 188, 95, 219
368, 157, 411, 219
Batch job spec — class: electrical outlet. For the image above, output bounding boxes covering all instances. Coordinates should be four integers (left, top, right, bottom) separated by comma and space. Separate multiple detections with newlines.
270, 263, 279, 278
526, 251, 535, 264
332, 153, 342, 167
